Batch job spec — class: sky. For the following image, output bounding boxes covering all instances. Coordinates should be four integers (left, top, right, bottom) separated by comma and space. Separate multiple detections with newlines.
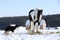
0, 0, 60, 17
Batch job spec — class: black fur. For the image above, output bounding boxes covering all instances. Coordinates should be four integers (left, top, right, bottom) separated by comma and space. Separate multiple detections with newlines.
5, 24, 18, 32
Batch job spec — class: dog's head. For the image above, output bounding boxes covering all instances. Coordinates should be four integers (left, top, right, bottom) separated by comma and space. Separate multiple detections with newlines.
29, 8, 43, 22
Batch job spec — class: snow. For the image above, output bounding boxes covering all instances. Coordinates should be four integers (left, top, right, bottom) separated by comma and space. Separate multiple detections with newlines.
0, 27, 60, 40
57, 27, 60, 30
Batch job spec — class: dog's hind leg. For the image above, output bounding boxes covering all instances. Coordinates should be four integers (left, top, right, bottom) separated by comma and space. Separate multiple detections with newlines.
4, 31, 10, 35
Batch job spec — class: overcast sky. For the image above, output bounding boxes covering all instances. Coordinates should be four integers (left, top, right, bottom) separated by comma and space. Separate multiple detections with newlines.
0, 0, 60, 17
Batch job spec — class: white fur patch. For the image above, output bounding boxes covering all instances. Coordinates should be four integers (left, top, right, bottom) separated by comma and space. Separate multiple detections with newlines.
30, 9, 38, 22
10, 24, 16, 26
39, 15, 42, 22
40, 19, 46, 29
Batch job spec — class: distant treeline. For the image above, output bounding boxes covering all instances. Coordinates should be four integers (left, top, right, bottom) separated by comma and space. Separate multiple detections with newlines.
0, 16, 29, 30
0, 14, 60, 30
43, 14, 60, 27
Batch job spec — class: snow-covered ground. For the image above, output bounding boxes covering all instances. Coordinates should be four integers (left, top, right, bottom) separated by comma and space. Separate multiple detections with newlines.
0, 27, 60, 40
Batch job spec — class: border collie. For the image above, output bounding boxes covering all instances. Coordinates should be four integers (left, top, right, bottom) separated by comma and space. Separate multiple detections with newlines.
4, 24, 18, 34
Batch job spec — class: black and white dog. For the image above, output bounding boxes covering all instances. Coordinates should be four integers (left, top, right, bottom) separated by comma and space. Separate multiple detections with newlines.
4, 24, 18, 34
28, 8, 43, 33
